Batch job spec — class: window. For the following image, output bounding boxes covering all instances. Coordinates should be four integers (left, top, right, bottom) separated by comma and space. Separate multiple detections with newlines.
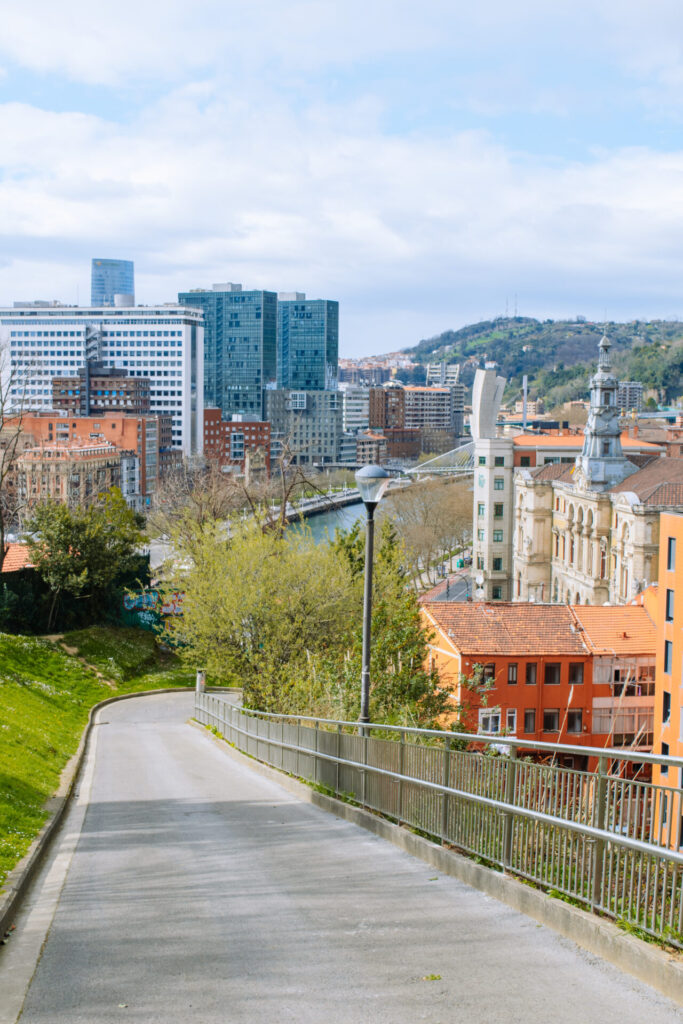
544, 663, 561, 685
494, 456, 504, 467
478, 455, 486, 466
508, 663, 517, 685
477, 529, 485, 541
568, 663, 584, 685
543, 709, 560, 732
494, 477, 505, 490
520, 455, 531, 467
493, 557, 502, 571
524, 709, 536, 733
493, 529, 503, 542
492, 586, 503, 600
662, 742, 669, 776
526, 662, 537, 685
479, 709, 501, 734
506, 709, 517, 733
663, 691, 671, 724
567, 710, 582, 733
665, 640, 673, 675
667, 537, 676, 571
666, 588, 674, 622
476, 556, 484, 570
483, 663, 495, 681
494, 503, 504, 518
477, 502, 485, 516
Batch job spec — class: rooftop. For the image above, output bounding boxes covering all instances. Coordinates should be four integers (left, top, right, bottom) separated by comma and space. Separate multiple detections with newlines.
610, 457, 683, 506
422, 601, 656, 657
1, 544, 32, 573
570, 605, 656, 655
512, 432, 661, 451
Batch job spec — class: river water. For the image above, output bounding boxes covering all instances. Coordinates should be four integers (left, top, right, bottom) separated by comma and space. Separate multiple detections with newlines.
289, 500, 366, 544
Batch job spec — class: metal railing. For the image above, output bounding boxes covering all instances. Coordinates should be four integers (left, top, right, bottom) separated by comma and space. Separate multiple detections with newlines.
195, 692, 683, 946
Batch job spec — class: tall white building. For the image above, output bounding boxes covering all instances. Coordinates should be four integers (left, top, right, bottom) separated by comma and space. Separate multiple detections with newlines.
470, 366, 514, 601
338, 383, 369, 434
0, 303, 204, 456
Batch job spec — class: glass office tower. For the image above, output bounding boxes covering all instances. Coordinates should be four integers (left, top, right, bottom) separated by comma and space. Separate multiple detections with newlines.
178, 284, 277, 418
277, 297, 339, 390
91, 259, 135, 306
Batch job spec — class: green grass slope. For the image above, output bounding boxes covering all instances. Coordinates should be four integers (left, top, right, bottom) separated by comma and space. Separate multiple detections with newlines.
0, 627, 195, 889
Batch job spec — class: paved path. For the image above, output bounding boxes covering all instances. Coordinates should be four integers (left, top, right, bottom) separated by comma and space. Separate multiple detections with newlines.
2, 693, 681, 1023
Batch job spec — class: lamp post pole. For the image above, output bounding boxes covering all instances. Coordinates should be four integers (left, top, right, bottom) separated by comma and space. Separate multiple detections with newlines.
355, 464, 391, 727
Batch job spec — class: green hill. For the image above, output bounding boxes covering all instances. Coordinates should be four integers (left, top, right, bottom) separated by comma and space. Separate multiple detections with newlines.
403, 317, 683, 407
0, 627, 195, 890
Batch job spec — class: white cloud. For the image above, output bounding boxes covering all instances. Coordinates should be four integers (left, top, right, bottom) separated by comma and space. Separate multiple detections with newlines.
2, 86, 683, 352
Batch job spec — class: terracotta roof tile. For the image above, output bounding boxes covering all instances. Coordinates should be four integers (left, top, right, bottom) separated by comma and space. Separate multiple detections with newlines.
569, 605, 656, 655
422, 602, 588, 656
610, 457, 683, 504
512, 432, 661, 450
1, 543, 32, 573
528, 463, 575, 482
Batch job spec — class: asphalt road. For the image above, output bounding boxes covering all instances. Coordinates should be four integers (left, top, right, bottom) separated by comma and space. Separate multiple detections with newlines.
4, 692, 682, 1023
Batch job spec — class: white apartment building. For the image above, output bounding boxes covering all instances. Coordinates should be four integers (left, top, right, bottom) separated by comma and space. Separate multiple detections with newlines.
338, 383, 370, 434
0, 303, 204, 456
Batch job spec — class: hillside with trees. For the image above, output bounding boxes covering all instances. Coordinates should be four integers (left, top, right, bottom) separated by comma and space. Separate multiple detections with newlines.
402, 317, 683, 408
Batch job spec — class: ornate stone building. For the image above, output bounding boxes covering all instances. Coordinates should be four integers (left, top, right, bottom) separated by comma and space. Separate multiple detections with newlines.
513, 336, 683, 605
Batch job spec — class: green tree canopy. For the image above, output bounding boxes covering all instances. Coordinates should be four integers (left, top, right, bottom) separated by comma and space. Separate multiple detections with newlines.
26, 489, 146, 628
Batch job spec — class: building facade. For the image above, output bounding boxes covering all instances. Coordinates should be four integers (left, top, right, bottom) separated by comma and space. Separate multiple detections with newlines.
276, 295, 339, 391
90, 259, 135, 306
338, 383, 369, 434
421, 600, 656, 768
178, 283, 276, 419
203, 409, 270, 475
512, 339, 683, 605
16, 441, 129, 509
52, 366, 151, 416
0, 303, 204, 456
264, 389, 342, 465
617, 381, 645, 413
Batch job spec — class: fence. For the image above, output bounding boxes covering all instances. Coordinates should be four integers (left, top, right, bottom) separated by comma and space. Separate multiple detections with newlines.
195, 692, 683, 946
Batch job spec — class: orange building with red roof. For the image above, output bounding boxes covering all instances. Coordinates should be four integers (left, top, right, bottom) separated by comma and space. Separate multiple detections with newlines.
421, 600, 656, 768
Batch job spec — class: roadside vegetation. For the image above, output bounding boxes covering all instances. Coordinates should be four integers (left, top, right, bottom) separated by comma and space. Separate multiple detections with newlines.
0, 626, 194, 889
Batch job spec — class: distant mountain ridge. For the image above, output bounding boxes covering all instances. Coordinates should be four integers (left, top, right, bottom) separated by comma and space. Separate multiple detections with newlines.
399, 317, 683, 407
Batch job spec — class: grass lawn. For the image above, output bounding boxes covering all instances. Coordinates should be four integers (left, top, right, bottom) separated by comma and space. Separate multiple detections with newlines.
0, 626, 196, 890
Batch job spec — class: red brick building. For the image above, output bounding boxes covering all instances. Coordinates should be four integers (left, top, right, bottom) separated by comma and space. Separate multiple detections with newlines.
203, 410, 270, 475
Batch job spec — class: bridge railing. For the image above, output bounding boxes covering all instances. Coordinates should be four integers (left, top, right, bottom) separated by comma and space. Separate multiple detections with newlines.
195, 692, 683, 947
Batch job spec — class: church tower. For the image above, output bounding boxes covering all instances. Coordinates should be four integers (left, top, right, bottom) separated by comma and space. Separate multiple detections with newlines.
576, 334, 636, 490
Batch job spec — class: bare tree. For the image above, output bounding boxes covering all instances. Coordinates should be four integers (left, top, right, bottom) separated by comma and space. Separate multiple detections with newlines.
379, 477, 472, 588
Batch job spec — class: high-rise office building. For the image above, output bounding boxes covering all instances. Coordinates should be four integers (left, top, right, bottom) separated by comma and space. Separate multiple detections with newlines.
276, 294, 339, 391
91, 259, 135, 306
0, 302, 204, 456
178, 283, 277, 419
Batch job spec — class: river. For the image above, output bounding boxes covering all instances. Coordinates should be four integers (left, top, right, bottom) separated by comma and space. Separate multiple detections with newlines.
289, 500, 366, 543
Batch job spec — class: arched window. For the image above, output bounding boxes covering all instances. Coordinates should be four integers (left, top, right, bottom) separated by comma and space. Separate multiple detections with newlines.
600, 544, 607, 580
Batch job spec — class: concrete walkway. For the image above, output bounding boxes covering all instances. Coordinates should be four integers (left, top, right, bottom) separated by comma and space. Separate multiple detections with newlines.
2, 692, 681, 1023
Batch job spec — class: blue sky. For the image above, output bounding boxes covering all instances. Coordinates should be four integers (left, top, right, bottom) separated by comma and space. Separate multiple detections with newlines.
2, 1, 683, 356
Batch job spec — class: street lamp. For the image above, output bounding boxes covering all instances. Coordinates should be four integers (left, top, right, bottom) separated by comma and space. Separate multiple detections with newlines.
355, 464, 391, 725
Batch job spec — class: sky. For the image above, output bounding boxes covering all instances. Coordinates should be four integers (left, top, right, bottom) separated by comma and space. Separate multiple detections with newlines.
2, 2, 683, 357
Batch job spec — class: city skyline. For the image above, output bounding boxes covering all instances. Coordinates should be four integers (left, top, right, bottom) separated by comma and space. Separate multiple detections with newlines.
3, 3, 683, 356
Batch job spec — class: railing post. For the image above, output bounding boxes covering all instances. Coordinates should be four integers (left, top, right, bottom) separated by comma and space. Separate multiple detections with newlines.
361, 726, 369, 807
592, 755, 609, 912
441, 737, 451, 843
502, 744, 518, 870
336, 723, 342, 797
196, 668, 206, 694
398, 731, 405, 824
314, 720, 320, 785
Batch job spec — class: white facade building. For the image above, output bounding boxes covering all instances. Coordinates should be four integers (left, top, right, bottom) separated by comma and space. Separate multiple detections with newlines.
0, 303, 204, 456
338, 383, 370, 434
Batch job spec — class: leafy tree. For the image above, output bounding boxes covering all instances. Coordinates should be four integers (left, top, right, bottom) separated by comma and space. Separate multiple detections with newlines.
167, 514, 450, 727
26, 489, 146, 628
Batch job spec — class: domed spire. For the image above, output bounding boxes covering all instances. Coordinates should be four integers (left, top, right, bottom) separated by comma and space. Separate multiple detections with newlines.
598, 333, 612, 371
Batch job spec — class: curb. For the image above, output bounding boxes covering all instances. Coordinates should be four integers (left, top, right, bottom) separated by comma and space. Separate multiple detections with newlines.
191, 719, 683, 1007
0, 686, 210, 940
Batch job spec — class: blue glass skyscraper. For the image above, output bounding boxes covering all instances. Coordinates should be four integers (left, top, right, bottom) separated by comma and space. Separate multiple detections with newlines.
178, 283, 277, 418
277, 296, 339, 390
91, 259, 135, 306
